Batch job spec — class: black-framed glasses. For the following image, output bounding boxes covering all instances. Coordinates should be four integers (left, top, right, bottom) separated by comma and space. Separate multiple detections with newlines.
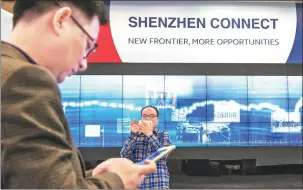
142, 114, 157, 119
54, 1, 98, 59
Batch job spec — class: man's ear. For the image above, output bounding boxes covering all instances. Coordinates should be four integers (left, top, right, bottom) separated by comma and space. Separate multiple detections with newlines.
1, 1, 15, 13
52, 7, 72, 35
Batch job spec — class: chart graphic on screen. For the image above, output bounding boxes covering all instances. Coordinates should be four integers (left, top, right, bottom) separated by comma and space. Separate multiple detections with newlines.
58, 75, 302, 147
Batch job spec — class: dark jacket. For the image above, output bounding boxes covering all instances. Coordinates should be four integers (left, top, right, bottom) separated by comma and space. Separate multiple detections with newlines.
1, 42, 124, 189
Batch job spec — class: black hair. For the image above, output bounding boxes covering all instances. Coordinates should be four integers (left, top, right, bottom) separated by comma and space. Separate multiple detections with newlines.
13, 0, 108, 27
141, 105, 159, 117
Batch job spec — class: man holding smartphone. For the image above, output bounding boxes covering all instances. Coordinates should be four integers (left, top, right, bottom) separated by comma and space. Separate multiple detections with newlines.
120, 106, 172, 189
1, 1, 156, 189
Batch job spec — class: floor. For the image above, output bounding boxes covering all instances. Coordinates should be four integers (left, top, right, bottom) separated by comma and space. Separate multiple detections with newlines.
169, 173, 302, 189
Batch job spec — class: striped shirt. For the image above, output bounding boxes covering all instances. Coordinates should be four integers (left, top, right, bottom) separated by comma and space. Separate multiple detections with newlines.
120, 128, 172, 189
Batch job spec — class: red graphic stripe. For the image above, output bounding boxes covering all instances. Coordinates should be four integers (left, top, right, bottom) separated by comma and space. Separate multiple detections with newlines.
87, 22, 122, 64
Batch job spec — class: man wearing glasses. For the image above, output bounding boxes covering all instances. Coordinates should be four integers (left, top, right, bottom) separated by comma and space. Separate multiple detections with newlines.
120, 106, 172, 189
1, 0, 156, 189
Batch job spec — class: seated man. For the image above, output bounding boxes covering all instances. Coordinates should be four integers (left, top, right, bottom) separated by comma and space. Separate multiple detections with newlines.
120, 106, 172, 189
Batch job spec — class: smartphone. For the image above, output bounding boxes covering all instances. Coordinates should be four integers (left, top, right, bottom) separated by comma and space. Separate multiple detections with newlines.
138, 145, 176, 165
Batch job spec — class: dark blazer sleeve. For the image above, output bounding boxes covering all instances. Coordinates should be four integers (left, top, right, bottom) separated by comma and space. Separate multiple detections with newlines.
1, 66, 123, 189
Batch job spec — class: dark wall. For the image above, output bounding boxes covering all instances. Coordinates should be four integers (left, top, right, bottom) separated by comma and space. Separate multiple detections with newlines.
80, 63, 302, 76
80, 146, 302, 161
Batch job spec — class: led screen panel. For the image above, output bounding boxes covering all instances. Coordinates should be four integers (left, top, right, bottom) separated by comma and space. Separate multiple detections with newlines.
247, 76, 289, 146
207, 76, 249, 146
122, 76, 165, 142
288, 76, 302, 146
164, 76, 207, 146
58, 76, 80, 146
79, 75, 123, 147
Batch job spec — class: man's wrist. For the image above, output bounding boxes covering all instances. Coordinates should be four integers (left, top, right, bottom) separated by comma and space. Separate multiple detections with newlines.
142, 131, 152, 137
91, 168, 96, 177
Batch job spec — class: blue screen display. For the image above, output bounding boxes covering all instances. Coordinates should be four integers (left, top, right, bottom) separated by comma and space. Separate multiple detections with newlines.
58, 75, 302, 147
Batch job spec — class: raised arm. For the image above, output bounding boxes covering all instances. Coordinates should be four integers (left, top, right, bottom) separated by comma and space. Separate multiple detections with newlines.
147, 131, 172, 151
120, 120, 141, 160
120, 132, 138, 160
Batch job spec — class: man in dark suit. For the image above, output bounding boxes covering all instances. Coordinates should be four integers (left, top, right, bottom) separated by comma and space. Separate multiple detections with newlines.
1, 0, 156, 189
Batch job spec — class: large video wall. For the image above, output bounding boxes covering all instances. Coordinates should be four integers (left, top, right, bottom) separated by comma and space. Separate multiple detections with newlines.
58, 75, 302, 147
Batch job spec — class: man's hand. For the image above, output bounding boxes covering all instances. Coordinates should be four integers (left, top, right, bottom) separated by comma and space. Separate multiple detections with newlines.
92, 158, 156, 189
130, 120, 140, 133
139, 121, 153, 137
